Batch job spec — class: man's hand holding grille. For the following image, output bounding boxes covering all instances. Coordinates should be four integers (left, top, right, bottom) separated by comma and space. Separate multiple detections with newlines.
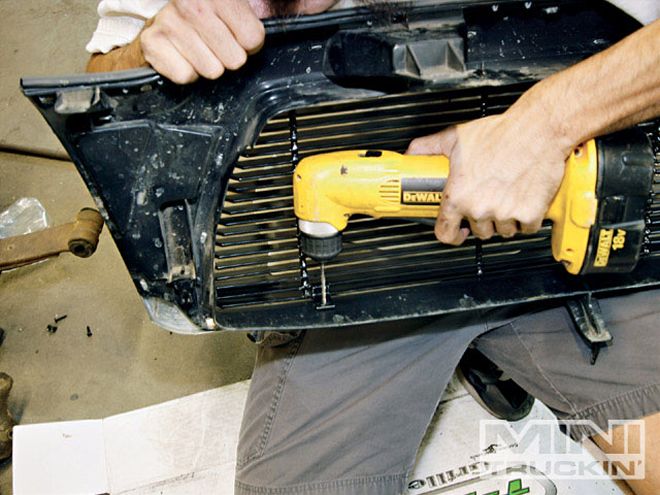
86, 0, 340, 83
87, 0, 267, 83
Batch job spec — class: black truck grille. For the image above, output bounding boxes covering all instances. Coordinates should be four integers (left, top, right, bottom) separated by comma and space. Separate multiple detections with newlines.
214, 86, 660, 310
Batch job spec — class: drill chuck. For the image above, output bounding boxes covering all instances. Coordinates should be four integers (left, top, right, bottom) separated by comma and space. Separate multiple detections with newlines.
300, 233, 343, 262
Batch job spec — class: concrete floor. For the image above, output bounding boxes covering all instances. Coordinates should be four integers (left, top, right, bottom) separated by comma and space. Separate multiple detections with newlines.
0, 3, 256, 492
0, 0, 98, 158
0, 155, 256, 493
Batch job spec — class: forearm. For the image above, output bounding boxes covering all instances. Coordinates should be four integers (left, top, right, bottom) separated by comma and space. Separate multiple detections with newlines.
86, 36, 148, 73
513, 19, 660, 155
407, 19, 660, 245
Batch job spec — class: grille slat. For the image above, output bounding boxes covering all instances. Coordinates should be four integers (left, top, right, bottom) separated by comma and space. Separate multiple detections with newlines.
218, 209, 293, 226
221, 199, 292, 215
227, 176, 292, 193
249, 120, 470, 157
234, 155, 292, 170
231, 166, 293, 180
214, 254, 298, 270
329, 254, 557, 294
224, 191, 292, 205
219, 221, 297, 237
215, 242, 299, 260
215, 266, 299, 281
216, 229, 295, 247
253, 102, 515, 147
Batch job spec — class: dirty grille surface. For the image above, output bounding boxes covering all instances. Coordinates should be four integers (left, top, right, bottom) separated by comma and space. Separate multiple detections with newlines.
648, 124, 660, 254
214, 86, 659, 310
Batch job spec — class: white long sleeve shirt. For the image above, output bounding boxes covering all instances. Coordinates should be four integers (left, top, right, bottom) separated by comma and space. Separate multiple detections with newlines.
86, 0, 659, 54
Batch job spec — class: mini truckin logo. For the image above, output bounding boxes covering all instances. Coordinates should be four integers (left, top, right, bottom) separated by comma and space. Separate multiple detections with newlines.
479, 419, 645, 480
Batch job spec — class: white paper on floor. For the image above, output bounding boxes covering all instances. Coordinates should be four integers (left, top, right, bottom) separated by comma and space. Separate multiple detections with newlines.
12, 420, 108, 495
407, 377, 628, 495
13, 377, 628, 495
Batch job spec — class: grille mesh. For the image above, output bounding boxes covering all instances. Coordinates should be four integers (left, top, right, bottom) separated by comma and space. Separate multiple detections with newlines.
648, 124, 660, 254
214, 87, 659, 309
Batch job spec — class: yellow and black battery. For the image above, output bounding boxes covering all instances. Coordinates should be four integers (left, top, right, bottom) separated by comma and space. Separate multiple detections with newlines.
579, 130, 654, 274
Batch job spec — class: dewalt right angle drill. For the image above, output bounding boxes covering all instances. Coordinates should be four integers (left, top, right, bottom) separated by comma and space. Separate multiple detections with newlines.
294, 128, 654, 276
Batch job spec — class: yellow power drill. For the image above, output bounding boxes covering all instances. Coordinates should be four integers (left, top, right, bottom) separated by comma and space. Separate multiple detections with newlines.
293, 129, 653, 277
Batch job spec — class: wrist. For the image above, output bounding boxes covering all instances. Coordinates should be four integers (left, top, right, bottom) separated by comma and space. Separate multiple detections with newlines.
508, 78, 580, 158
87, 17, 151, 74
126, 35, 148, 69
86, 37, 148, 73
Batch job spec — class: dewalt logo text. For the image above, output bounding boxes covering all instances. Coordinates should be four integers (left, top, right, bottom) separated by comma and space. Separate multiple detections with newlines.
594, 228, 627, 268
402, 191, 443, 204
594, 229, 613, 267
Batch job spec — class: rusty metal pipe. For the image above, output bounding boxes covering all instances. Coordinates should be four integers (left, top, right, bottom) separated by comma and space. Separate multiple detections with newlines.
0, 208, 104, 271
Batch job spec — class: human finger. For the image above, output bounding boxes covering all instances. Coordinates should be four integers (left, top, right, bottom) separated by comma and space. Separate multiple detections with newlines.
435, 205, 469, 245
168, 26, 225, 80
494, 220, 518, 238
140, 30, 198, 84
406, 126, 458, 156
215, 0, 266, 54
517, 193, 547, 235
469, 218, 495, 240
149, 6, 225, 80
168, 10, 231, 79
193, 13, 248, 71
519, 218, 544, 235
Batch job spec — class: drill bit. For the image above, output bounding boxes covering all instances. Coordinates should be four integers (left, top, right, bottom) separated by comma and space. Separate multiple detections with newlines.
320, 262, 327, 307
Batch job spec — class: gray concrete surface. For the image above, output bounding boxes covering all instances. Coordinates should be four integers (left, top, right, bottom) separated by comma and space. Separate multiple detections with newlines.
0, 3, 257, 492
0, 154, 256, 492
0, 0, 99, 158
